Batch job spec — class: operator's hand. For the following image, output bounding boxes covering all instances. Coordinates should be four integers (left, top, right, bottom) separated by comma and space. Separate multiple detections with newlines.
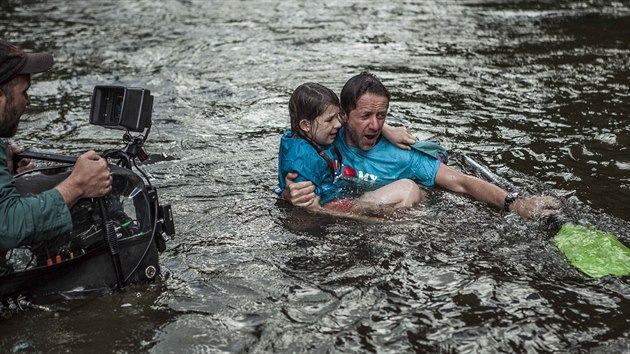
7, 145, 34, 175
511, 195, 562, 221
55, 151, 112, 207
280, 172, 318, 208
72, 151, 112, 198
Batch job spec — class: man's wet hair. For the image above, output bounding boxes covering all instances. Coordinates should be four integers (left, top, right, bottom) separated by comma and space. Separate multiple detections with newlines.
340, 72, 390, 114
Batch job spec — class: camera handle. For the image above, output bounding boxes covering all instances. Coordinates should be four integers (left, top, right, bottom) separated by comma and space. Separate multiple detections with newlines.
14, 151, 77, 165
14, 122, 150, 166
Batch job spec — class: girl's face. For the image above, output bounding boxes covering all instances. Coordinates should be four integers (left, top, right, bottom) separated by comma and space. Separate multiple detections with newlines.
301, 104, 344, 146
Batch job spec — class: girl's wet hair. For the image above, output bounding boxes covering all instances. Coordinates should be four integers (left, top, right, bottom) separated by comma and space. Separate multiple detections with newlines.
340, 72, 390, 114
289, 82, 340, 136
288, 82, 342, 179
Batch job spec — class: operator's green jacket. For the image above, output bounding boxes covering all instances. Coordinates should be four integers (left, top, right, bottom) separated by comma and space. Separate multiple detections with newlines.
0, 140, 72, 251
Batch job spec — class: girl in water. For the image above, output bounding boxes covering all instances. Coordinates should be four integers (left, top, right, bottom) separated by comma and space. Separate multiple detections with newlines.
278, 82, 422, 213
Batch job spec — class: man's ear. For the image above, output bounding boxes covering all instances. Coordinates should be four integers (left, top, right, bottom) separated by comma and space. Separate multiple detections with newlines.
298, 119, 311, 133
339, 111, 348, 124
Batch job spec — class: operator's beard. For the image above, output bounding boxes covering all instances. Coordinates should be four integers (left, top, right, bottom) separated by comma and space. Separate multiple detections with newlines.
0, 99, 20, 138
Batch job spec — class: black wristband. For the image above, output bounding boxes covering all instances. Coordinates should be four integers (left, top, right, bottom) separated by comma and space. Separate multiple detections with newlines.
503, 192, 520, 212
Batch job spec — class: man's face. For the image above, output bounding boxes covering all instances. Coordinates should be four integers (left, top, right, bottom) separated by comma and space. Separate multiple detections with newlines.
0, 75, 30, 138
344, 93, 388, 151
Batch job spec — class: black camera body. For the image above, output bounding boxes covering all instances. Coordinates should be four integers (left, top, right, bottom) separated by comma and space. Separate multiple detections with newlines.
1, 85, 174, 304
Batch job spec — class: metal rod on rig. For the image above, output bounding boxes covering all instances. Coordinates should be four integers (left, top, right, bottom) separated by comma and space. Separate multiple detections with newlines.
15, 151, 78, 164
462, 154, 517, 192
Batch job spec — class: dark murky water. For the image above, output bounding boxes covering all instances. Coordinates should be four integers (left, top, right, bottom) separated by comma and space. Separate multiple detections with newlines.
1, 0, 629, 352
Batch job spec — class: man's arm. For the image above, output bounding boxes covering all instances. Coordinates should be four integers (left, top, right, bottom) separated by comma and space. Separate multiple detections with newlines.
434, 163, 560, 220
279, 172, 319, 208
0, 149, 112, 250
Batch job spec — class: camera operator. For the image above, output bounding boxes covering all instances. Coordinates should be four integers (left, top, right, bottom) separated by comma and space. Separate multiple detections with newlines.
0, 40, 112, 251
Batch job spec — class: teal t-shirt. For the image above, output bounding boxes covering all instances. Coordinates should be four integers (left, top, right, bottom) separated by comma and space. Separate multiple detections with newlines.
333, 127, 441, 187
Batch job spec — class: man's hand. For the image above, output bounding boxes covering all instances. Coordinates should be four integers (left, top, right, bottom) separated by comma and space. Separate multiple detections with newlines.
55, 151, 112, 207
280, 172, 318, 207
511, 195, 562, 221
7, 145, 34, 175
381, 125, 416, 150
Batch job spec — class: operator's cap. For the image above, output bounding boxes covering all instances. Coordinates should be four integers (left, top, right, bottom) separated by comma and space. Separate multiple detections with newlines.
0, 40, 54, 85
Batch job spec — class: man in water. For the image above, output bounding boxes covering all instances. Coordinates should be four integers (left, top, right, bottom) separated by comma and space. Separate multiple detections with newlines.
0, 40, 112, 250
282, 72, 559, 219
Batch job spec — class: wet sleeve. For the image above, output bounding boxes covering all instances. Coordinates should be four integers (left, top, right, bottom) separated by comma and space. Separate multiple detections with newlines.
296, 157, 339, 204
282, 156, 326, 193
408, 150, 441, 187
279, 147, 331, 200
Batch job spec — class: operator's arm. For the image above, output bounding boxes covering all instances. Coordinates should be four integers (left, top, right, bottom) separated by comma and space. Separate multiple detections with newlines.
0, 145, 112, 251
0, 141, 71, 250
434, 163, 560, 220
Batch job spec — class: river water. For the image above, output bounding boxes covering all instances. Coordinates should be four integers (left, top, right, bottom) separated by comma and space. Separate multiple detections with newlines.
1, 0, 629, 352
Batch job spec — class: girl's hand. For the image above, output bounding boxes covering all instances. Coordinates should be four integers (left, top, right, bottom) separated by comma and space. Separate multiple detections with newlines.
382, 124, 416, 150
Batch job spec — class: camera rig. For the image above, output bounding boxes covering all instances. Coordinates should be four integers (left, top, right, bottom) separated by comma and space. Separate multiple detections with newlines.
1, 85, 175, 303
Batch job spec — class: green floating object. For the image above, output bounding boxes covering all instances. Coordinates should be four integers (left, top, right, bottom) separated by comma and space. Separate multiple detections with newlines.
554, 223, 630, 278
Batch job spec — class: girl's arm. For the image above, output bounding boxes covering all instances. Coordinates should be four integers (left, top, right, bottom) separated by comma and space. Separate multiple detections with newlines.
382, 124, 415, 150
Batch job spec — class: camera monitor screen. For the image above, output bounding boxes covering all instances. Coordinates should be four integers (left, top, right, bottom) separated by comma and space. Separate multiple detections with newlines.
89, 86, 153, 132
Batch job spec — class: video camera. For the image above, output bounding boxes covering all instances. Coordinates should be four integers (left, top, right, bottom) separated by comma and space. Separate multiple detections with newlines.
2, 85, 175, 303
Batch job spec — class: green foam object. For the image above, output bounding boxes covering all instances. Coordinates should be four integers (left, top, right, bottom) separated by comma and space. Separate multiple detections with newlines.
554, 223, 630, 278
